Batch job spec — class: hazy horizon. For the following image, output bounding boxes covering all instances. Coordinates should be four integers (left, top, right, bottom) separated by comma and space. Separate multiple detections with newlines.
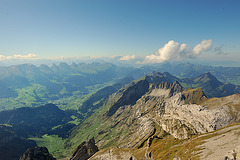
0, 0, 239, 66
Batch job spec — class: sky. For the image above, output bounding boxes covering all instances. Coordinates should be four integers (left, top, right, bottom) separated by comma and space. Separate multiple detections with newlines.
0, 0, 240, 65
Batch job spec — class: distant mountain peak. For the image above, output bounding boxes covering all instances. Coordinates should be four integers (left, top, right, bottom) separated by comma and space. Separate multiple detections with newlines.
203, 72, 214, 77
51, 63, 59, 71
39, 64, 52, 74
58, 62, 71, 71
200, 72, 215, 78
194, 72, 220, 84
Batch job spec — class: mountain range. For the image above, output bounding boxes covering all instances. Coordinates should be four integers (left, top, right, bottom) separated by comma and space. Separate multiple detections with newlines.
0, 62, 240, 160
1, 62, 240, 111
0, 62, 134, 111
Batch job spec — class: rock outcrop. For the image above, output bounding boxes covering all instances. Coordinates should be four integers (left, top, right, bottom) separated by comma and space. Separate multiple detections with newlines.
70, 137, 99, 160
19, 146, 56, 160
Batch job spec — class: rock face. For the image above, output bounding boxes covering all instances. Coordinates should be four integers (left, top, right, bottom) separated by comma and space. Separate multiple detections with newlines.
19, 146, 56, 160
70, 137, 99, 160
103, 79, 239, 144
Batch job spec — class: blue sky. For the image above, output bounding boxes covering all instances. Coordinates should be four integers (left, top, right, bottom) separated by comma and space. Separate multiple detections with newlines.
0, 0, 239, 63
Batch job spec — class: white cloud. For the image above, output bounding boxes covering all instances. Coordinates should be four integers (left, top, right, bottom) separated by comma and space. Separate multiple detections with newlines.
119, 55, 136, 61
144, 40, 189, 63
192, 39, 212, 55
12, 54, 38, 59
0, 55, 5, 60
144, 39, 212, 63
0, 54, 38, 61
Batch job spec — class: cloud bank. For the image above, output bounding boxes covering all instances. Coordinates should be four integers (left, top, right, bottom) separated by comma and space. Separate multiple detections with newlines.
0, 54, 38, 61
119, 55, 136, 61
144, 39, 212, 63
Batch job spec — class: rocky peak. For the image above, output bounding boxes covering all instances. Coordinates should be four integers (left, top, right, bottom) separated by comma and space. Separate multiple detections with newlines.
70, 137, 99, 160
194, 72, 220, 84
39, 64, 53, 74
193, 72, 223, 92
106, 72, 181, 117
19, 146, 56, 160
51, 63, 59, 72
169, 81, 183, 96
158, 81, 182, 90
58, 62, 71, 71
106, 79, 149, 117
149, 81, 183, 97
8, 64, 39, 76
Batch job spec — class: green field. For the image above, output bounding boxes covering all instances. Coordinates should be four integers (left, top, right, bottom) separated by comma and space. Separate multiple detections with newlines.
30, 134, 70, 159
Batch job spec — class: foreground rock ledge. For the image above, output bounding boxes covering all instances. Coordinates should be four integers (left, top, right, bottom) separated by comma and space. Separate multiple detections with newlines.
70, 137, 99, 160
19, 146, 56, 160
